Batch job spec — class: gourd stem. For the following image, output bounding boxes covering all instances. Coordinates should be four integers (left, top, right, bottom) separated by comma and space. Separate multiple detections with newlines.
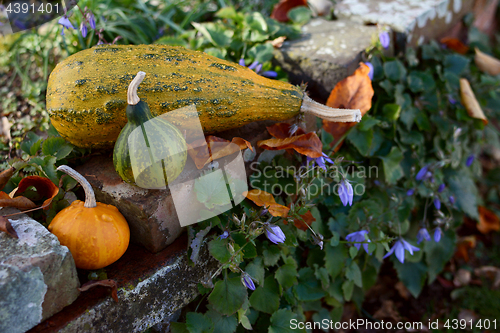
127, 71, 146, 105
57, 165, 96, 208
300, 94, 362, 122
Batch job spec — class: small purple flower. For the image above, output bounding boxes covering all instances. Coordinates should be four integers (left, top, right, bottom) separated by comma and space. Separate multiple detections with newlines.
434, 197, 441, 210
239, 59, 278, 78
466, 155, 475, 167
448, 95, 457, 105
307, 152, 334, 171
416, 165, 429, 181
80, 22, 88, 38
241, 273, 256, 290
379, 31, 390, 49
449, 196, 455, 205
374, 180, 381, 186
87, 12, 96, 30
364, 62, 374, 80
345, 230, 371, 254
416, 228, 431, 244
58, 16, 74, 30
339, 178, 354, 206
265, 224, 286, 244
434, 228, 442, 242
438, 184, 445, 193
219, 231, 229, 239
260, 208, 269, 216
407, 188, 415, 196
383, 238, 420, 264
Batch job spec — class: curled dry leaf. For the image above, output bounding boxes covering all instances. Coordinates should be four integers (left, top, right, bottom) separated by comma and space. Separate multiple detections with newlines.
0, 117, 12, 142
477, 205, 500, 234
243, 189, 290, 217
78, 279, 119, 302
474, 48, 500, 76
266, 123, 306, 139
460, 78, 488, 125
323, 63, 374, 148
283, 207, 315, 231
0, 167, 15, 192
0, 191, 37, 210
270, 36, 287, 48
440, 37, 469, 54
454, 235, 476, 262
257, 132, 323, 158
16, 176, 60, 210
270, 0, 308, 22
0, 216, 19, 238
188, 136, 253, 169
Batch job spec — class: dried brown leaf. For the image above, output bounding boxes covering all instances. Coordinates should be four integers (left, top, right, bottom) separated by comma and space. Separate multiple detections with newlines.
188, 136, 253, 169
283, 207, 315, 231
257, 132, 322, 158
0, 216, 18, 238
0, 167, 15, 192
266, 123, 306, 139
16, 176, 60, 210
477, 205, 500, 234
460, 78, 488, 125
474, 48, 500, 76
0, 191, 37, 210
440, 37, 469, 54
243, 189, 290, 217
0, 116, 12, 142
78, 279, 119, 303
270, 0, 308, 22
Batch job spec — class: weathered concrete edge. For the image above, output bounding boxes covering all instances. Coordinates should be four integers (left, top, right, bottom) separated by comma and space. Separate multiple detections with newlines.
56, 241, 217, 333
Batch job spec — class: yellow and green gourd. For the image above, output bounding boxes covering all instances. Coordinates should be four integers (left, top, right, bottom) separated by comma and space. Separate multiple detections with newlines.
46, 44, 361, 149
113, 71, 187, 188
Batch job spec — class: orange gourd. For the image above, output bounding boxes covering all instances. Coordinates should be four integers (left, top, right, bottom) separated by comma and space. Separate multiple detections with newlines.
49, 165, 130, 270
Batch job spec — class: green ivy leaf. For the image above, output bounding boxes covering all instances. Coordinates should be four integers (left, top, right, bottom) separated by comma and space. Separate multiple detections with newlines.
21, 132, 41, 156
247, 43, 274, 63
294, 267, 326, 301
263, 245, 281, 266
208, 277, 247, 316
206, 311, 238, 333
392, 260, 427, 298
378, 146, 404, 185
347, 127, 374, 156
342, 280, 354, 301
325, 243, 346, 279
246, 257, 265, 286
42, 137, 74, 160
358, 115, 381, 131
171, 322, 189, 333
269, 309, 299, 333
249, 275, 279, 314
424, 230, 456, 283
345, 261, 363, 287
287, 6, 312, 25
208, 238, 231, 263
443, 54, 470, 76
382, 103, 401, 121
275, 263, 298, 289
383, 60, 407, 82
186, 312, 214, 333
446, 170, 479, 219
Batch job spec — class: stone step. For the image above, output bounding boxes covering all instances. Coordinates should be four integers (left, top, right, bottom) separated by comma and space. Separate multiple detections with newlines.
273, 18, 378, 102
29, 233, 217, 333
0, 208, 80, 333
334, 0, 474, 47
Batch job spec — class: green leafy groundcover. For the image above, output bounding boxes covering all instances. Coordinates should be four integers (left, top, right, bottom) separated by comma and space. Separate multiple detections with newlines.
170, 23, 500, 333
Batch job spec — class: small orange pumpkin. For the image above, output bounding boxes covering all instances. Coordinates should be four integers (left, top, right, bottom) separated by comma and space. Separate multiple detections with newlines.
49, 165, 130, 270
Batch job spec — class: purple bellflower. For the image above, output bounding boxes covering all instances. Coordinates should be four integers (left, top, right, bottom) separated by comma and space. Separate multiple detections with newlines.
87, 12, 96, 30
434, 228, 442, 242
449, 196, 455, 205
239, 59, 277, 78
80, 22, 88, 38
379, 31, 390, 49
346, 230, 371, 254
416, 165, 430, 181
407, 188, 415, 196
438, 184, 445, 193
416, 228, 431, 244
307, 152, 334, 171
383, 238, 420, 264
466, 155, 475, 167
219, 231, 229, 239
434, 197, 441, 210
58, 16, 74, 36
364, 62, 374, 80
339, 179, 354, 206
265, 224, 286, 244
241, 273, 256, 290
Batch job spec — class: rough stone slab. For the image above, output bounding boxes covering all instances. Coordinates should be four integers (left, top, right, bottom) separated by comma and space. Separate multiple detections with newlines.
273, 18, 378, 101
74, 154, 187, 253
334, 0, 474, 47
0, 208, 80, 333
30, 233, 218, 333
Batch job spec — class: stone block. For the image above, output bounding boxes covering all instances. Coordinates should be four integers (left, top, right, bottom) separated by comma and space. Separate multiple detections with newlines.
334, 0, 474, 47
30, 234, 218, 333
273, 18, 378, 101
0, 208, 80, 333
74, 154, 186, 253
